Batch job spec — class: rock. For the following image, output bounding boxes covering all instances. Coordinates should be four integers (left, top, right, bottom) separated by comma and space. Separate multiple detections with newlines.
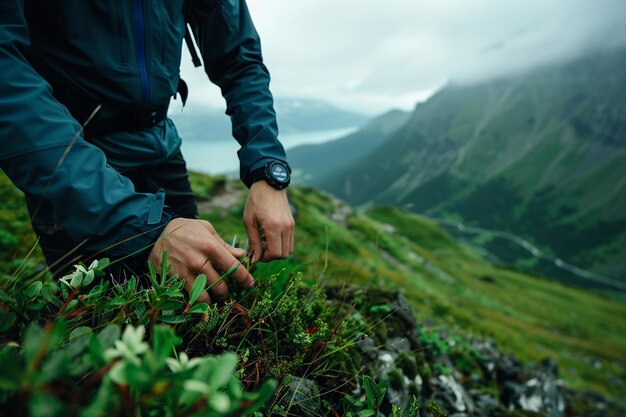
470, 389, 500, 412
431, 374, 475, 414
501, 358, 565, 417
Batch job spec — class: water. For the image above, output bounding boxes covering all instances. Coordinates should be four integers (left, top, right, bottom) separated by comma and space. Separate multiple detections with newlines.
180, 126, 357, 175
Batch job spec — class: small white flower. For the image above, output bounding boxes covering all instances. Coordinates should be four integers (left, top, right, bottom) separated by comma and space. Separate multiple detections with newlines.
103, 325, 149, 365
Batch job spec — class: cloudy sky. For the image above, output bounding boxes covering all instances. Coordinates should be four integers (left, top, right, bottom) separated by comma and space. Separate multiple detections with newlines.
178, 0, 626, 115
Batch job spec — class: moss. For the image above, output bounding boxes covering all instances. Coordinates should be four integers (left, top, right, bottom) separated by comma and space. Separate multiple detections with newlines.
419, 362, 432, 381
395, 351, 419, 380
427, 400, 449, 417
385, 368, 404, 392
450, 348, 482, 377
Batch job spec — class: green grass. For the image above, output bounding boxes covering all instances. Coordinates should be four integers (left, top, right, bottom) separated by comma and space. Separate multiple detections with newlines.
2, 171, 625, 407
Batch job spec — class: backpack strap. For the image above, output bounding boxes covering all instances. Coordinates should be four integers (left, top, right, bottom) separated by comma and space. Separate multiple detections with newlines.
184, 24, 202, 68
183, 0, 202, 68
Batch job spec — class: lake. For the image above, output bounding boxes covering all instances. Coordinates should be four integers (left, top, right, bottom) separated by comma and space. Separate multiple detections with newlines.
180, 126, 357, 175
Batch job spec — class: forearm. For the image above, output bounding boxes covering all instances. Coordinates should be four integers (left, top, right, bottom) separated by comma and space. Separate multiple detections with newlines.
186, 0, 289, 185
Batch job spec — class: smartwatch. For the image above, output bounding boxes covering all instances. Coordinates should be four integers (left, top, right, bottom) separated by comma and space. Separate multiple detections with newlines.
250, 161, 291, 189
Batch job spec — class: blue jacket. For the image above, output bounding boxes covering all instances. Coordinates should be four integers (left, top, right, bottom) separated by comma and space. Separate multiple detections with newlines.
0, 0, 288, 258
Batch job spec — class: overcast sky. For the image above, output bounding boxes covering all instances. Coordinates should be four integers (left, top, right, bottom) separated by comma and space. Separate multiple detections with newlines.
178, 0, 626, 115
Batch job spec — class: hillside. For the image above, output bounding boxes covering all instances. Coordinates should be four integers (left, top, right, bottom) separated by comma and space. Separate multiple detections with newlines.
303, 49, 626, 283
189, 173, 626, 407
289, 109, 410, 183
1, 171, 625, 412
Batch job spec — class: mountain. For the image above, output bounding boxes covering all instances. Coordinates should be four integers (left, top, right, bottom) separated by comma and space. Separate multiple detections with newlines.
274, 98, 369, 133
168, 98, 369, 142
307, 49, 626, 283
288, 109, 410, 183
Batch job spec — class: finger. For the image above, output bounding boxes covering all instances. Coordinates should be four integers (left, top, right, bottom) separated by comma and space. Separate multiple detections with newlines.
262, 227, 282, 262
217, 237, 247, 259
281, 230, 290, 258
244, 218, 264, 264
200, 259, 229, 300
211, 243, 255, 289
183, 273, 212, 305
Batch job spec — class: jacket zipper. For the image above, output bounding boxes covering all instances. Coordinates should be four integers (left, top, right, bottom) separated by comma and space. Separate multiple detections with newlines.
133, 0, 150, 105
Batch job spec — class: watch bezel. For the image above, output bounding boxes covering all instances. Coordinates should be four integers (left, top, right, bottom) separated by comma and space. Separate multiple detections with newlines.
264, 161, 290, 189
249, 161, 291, 189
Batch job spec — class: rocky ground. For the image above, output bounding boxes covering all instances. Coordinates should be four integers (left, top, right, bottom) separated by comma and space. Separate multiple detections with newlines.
284, 288, 624, 417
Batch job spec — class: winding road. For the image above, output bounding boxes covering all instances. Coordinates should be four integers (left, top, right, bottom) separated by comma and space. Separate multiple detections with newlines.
423, 216, 626, 291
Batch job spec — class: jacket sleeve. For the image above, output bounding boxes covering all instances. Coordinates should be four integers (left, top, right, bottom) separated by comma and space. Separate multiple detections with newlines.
186, 0, 289, 187
0, 1, 171, 259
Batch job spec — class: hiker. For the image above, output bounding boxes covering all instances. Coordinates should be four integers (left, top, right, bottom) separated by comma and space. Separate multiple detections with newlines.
0, 1, 294, 303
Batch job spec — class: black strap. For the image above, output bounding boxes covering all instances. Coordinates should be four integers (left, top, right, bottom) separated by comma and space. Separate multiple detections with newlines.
184, 24, 202, 68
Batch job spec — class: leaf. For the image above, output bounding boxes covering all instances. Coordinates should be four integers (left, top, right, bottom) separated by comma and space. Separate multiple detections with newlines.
96, 258, 110, 270
152, 325, 181, 360
187, 303, 209, 314
25, 281, 43, 299
97, 325, 121, 350
189, 274, 207, 305
108, 362, 128, 385
70, 326, 93, 342
70, 270, 84, 288
205, 352, 238, 391
82, 269, 95, 287
0, 311, 16, 333
80, 377, 116, 417
147, 259, 159, 288
159, 315, 186, 324
88, 334, 105, 367
107, 296, 127, 307
184, 379, 210, 394
209, 392, 231, 413
28, 392, 64, 417
160, 249, 169, 285
357, 411, 375, 417
362, 375, 386, 411
40, 350, 70, 383
24, 301, 46, 312
155, 299, 185, 311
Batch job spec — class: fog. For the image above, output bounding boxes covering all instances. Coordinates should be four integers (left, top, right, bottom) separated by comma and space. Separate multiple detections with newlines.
179, 0, 626, 115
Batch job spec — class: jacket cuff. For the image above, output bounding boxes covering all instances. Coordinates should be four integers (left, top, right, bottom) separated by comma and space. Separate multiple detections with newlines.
106, 190, 172, 259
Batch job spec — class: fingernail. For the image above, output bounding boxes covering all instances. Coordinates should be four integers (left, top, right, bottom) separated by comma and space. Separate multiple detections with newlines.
247, 277, 255, 288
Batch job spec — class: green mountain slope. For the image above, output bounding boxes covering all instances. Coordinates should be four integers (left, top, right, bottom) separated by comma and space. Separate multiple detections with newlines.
2, 171, 626, 407
187, 175, 626, 405
288, 109, 410, 183
311, 49, 626, 282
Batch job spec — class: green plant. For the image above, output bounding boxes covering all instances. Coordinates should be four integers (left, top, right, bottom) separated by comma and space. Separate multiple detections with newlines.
390, 396, 420, 417
0, 259, 275, 416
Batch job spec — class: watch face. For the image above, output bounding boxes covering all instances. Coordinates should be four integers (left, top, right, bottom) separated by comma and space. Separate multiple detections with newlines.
270, 162, 289, 183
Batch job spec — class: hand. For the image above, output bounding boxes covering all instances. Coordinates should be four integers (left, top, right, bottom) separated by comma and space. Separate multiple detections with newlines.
243, 180, 295, 263
148, 218, 254, 304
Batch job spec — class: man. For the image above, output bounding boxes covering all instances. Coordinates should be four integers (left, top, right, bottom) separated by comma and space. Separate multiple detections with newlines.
0, 0, 294, 303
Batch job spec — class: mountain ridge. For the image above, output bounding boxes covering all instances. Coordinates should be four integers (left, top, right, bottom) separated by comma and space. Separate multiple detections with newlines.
298, 48, 626, 282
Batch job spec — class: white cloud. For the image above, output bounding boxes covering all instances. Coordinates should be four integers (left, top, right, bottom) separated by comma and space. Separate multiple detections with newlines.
179, 0, 626, 115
